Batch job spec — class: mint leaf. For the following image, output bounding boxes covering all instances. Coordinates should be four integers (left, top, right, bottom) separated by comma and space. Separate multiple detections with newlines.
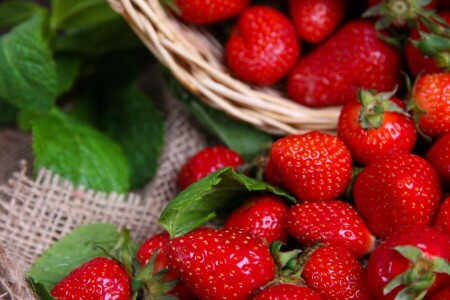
32, 110, 130, 193
29, 224, 121, 291
100, 86, 164, 189
0, 98, 18, 125
27, 279, 56, 300
0, 12, 57, 112
164, 70, 274, 161
0, 0, 44, 29
55, 54, 83, 96
158, 167, 296, 238
54, 18, 142, 55
50, 0, 120, 29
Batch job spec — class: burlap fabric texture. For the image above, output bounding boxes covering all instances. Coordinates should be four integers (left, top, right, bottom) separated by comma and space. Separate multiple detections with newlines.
0, 72, 210, 299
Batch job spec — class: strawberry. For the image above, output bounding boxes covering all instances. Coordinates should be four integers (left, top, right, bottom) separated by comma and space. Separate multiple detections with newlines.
286, 20, 402, 107
434, 196, 450, 236
366, 225, 450, 300
286, 200, 376, 258
50, 257, 131, 299
425, 133, 450, 187
251, 283, 323, 299
225, 6, 300, 85
299, 245, 373, 299
337, 88, 417, 166
353, 153, 442, 238
264, 157, 285, 189
289, 0, 348, 44
405, 12, 450, 77
225, 194, 291, 244
173, 0, 250, 24
136, 232, 195, 299
269, 131, 352, 202
429, 286, 450, 300
177, 146, 244, 190
165, 227, 276, 300
409, 72, 450, 138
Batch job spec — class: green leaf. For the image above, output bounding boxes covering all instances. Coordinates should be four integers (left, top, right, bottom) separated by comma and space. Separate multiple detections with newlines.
29, 224, 121, 291
27, 278, 56, 300
0, 12, 57, 112
32, 109, 130, 193
0, 98, 18, 125
50, 0, 120, 29
100, 86, 164, 189
0, 0, 44, 29
55, 54, 83, 96
54, 18, 143, 55
164, 69, 274, 161
158, 167, 296, 238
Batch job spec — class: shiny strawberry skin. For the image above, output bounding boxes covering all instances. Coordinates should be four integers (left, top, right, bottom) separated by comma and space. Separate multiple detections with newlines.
354, 153, 442, 238
429, 286, 450, 300
338, 99, 417, 166
434, 196, 450, 236
412, 73, 450, 138
226, 6, 300, 85
174, 0, 250, 24
289, 0, 348, 43
302, 245, 373, 299
225, 194, 290, 244
269, 131, 352, 202
286, 200, 376, 258
137, 232, 195, 299
251, 283, 323, 299
177, 146, 244, 190
426, 133, 450, 187
165, 227, 276, 300
367, 225, 450, 300
286, 20, 401, 107
50, 257, 131, 300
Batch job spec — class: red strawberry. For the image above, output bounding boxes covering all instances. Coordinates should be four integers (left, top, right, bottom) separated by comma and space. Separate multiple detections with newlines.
337, 88, 417, 166
269, 131, 352, 202
434, 196, 450, 236
50, 257, 131, 299
426, 133, 450, 187
289, 0, 348, 43
354, 153, 442, 238
225, 6, 300, 85
438, 0, 450, 10
300, 245, 373, 299
367, 225, 450, 300
264, 157, 285, 188
165, 227, 276, 300
405, 12, 450, 77
173, 0, 249, 24
286, 19, 402, 107
251, 283, 323, 299
137, 232, 195, 299
177, 146, 244, 190
429, 285, 450, 300
286, 200, 376, 258
225, 194, 291, 244
409, 72, 450, 138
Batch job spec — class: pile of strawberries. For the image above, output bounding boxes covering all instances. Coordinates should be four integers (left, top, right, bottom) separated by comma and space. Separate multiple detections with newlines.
45, 0, 450, 299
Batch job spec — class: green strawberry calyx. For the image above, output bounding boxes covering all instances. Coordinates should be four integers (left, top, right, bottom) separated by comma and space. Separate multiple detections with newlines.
383, 245, 450, 300
363, 0, 436, 30
358, 88, 408, 129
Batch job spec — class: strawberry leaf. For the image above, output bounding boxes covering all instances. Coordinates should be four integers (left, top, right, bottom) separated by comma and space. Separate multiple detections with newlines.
0, 12, 57, 112
29, 224, 122, 292
32, 109, 130, 193
158, 167, 296, 238
0, 0, 44, 29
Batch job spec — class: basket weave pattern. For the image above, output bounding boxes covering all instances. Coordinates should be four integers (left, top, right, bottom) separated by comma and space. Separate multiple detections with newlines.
108, 0, 341, 135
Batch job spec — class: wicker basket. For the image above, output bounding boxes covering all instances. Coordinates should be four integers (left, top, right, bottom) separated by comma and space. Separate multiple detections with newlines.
107, 0, 341, 135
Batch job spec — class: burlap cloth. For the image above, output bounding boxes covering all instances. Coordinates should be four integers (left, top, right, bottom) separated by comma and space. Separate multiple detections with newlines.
0, 64, 210, 299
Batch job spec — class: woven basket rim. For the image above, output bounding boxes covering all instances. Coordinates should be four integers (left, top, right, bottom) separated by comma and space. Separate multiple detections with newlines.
108, 0, 341, 135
